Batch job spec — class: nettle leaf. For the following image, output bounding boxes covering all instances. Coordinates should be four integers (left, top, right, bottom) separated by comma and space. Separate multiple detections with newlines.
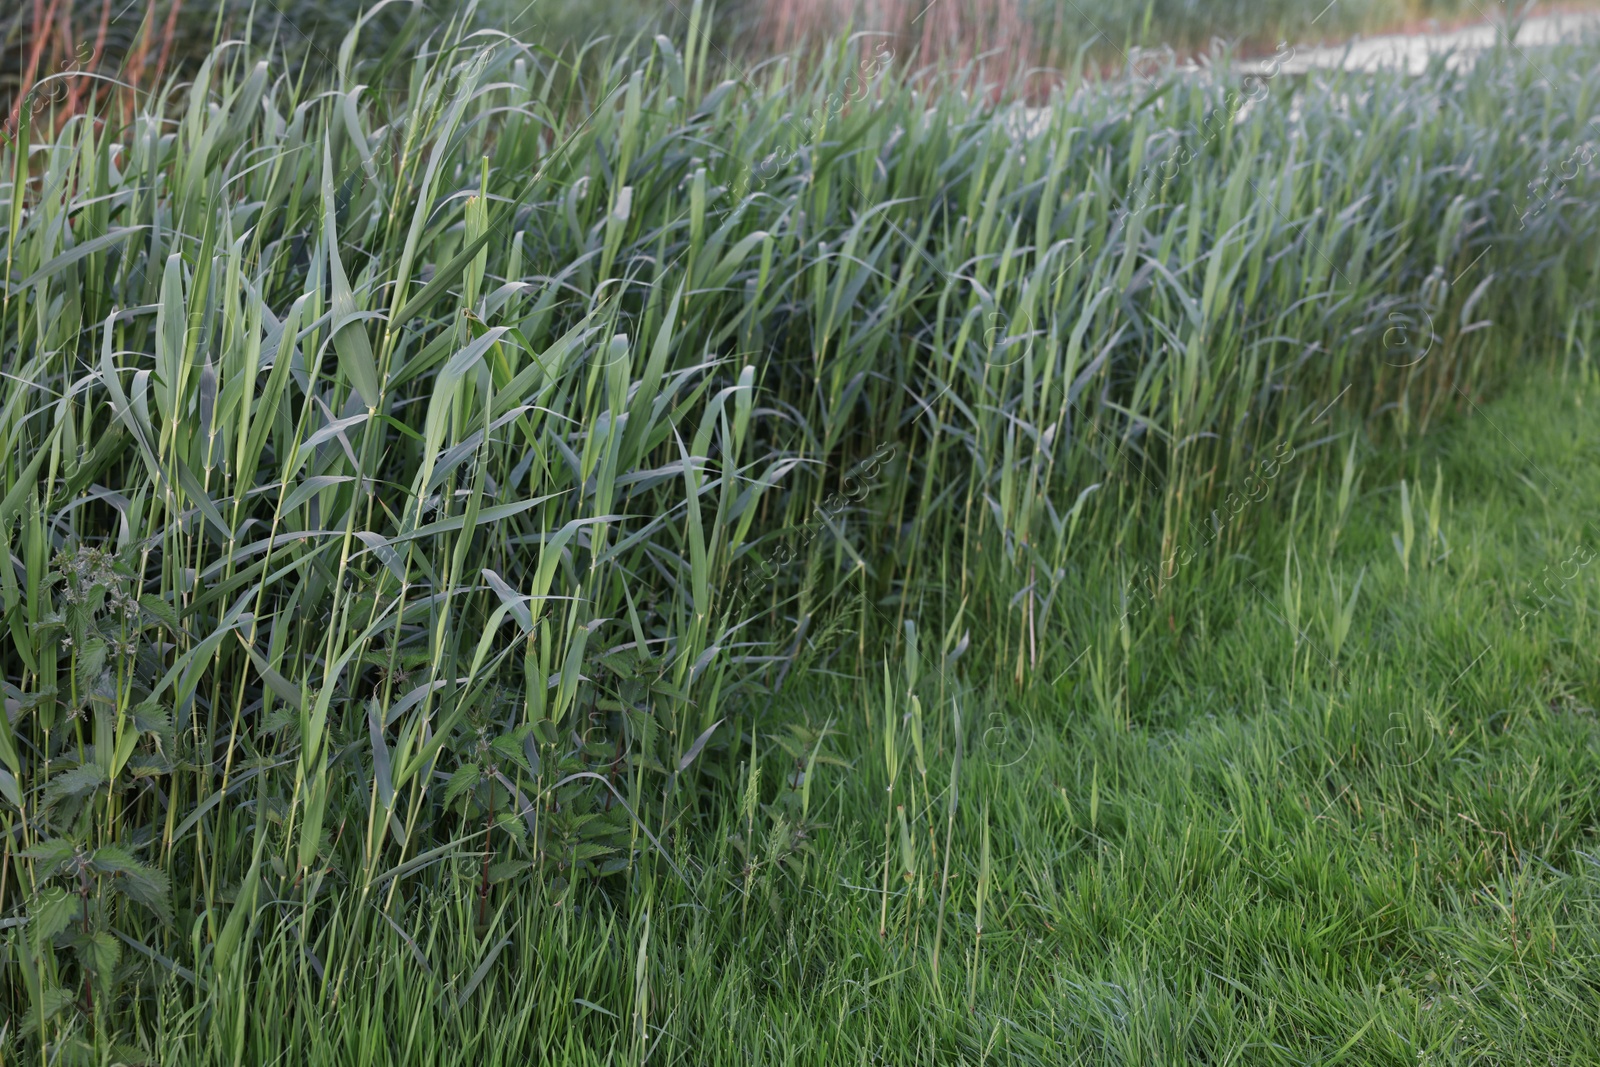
19, 837, 79, 879
91, 845, 173, 925
125, 753, 175, 778
131, 700, 173, 738
398, 650, 434, 671
72, 929, 122, 976
4, 686, 56, 713
494, 810, 528, 842
443, 764, 482, 807
74, 637, 110, 686
43, 764, 108, 807
489, 731, 533, 773
30, 886, 80, 948
488, 859, 523, 884
21, 985, 73, 1031
259, 704, 297, 737
138, 594, 183, 637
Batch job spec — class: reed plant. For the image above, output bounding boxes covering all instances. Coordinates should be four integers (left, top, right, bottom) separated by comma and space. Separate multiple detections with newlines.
0, 3, 1598, 1059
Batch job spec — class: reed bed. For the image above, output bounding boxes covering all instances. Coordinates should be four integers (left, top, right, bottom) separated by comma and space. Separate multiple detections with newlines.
0, 3, 1598, 1059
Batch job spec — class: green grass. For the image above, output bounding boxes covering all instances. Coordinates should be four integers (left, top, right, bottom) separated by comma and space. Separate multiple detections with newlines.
1, 4, 1598, 1062
292, 371, 1600, 1062
26, 359, 1600, 1066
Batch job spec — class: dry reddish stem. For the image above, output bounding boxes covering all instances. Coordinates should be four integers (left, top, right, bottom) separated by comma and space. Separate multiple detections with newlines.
124, 0, 159, 116
150, 0, 184, 94
7, 0, 63, 136
66, 0, 114, 115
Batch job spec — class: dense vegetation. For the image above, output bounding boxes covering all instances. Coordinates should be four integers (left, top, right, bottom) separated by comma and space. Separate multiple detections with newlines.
1, 2, 1598, 1061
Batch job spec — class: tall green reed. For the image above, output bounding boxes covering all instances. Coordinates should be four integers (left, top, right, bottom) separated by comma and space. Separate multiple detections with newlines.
0, 5, 1597, 1053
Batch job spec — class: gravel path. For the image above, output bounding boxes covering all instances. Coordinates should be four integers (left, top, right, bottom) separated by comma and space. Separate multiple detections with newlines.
1011, 11, 1600, 137
1242, 10, 1600, 75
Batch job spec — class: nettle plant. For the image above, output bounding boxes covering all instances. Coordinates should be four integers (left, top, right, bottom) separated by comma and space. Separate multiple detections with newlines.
5, 543, 177, 1042
433, 685, 638, 914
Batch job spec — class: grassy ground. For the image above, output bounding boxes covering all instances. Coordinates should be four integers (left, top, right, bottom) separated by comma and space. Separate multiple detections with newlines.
145, 357, 1600, 1066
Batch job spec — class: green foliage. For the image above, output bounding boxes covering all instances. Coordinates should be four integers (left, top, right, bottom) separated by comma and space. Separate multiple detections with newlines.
0, 4, 1597, 1059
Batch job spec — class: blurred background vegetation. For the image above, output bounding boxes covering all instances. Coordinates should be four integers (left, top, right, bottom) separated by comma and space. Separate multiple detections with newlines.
1, 0, 1556, 123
